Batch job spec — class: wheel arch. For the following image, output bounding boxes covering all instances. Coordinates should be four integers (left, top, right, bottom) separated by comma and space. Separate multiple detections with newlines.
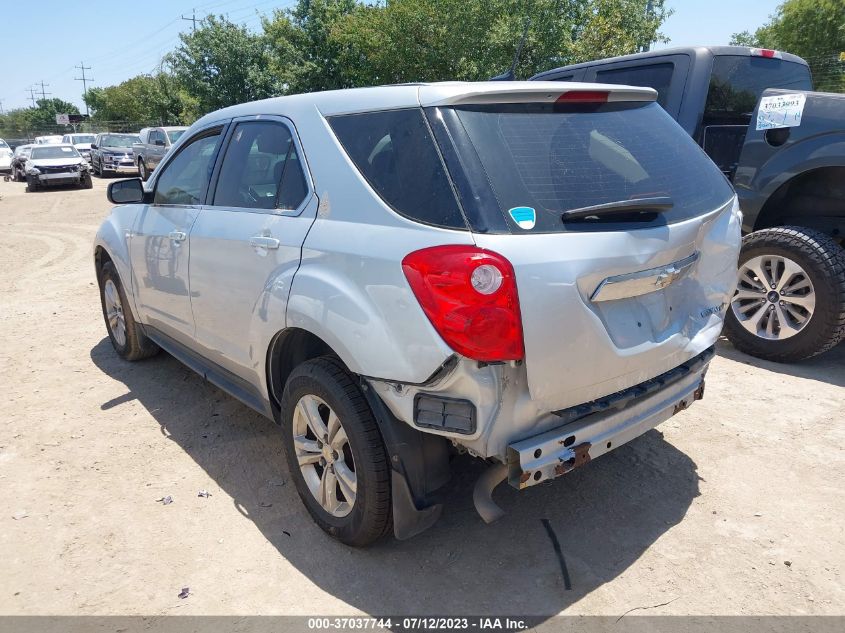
266, 327, 337, 412
753, 166, 845, 244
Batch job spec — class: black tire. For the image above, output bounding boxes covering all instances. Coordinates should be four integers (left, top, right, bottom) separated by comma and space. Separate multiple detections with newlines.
98, 261, 160, 361
138, 158, 148, 181
81, 172, 93, 189
725, 226, 845, 362
25, 176, 38, 192
92, 159, 101, 176
279, 357, 391, 547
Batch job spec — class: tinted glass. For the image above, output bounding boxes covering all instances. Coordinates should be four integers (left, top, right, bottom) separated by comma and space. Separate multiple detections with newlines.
213, 121, 308, 210
31, 146, 80, 159
595, 63, 674, 108
440, 101, 733, 233
153, 130, 222, 206
328, 109, 465, 229
149, 130, 165, 144
705, 56, 812, 120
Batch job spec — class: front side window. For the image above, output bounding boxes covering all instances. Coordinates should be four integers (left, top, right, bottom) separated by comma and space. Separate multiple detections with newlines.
213, 121, 308, 211
328, 108, 465, 229
153, 129, 222, 206
595, 63, 674, 108
167, 130, 185, 144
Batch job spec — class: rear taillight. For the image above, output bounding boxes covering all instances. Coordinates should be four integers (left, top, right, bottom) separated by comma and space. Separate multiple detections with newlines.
402, 245, 524, 362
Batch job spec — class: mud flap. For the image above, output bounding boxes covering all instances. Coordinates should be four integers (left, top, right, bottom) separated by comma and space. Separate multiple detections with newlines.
359, 379, 451, 540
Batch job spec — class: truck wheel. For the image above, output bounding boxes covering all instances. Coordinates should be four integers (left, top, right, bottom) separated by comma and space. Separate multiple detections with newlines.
138, 159, 148, 181
98, 261, 160, 361
81, 172, 93, 189
725, 227, 845, 362
279, 357, 391, 547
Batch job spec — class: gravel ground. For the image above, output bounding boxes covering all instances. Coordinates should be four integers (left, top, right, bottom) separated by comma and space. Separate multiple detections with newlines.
0, 176, 843, 617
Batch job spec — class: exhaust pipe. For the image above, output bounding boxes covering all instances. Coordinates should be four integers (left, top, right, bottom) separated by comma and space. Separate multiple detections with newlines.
473, 462, 508, 523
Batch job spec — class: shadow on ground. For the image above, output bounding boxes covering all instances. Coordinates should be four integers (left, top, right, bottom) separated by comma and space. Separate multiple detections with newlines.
91, 338, 700, 616
717, 338, 845, 388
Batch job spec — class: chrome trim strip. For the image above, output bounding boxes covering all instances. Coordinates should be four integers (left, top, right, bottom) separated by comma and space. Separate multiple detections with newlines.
590, 251, 699, 302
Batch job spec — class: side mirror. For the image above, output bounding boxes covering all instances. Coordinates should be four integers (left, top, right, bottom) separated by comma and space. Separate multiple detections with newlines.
107, 178, 145, 205
154, 139, 166, 147
91, 143, 98, 149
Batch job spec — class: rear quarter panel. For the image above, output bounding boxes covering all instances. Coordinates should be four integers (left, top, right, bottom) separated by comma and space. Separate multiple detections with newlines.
734, 90, 845, 229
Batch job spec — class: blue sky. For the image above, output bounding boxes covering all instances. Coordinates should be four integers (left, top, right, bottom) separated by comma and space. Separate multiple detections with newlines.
1, 0, 781, 113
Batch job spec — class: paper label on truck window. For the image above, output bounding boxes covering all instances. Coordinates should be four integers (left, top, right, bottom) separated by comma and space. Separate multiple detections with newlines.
756, 93, 806, 130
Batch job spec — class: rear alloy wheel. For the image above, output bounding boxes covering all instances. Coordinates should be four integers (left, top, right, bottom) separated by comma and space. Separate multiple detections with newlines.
725, 227, 845, 362
280, 357, 391, 546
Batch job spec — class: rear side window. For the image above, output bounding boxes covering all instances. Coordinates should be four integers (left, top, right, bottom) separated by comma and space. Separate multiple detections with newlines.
213, 120, 308, 211
594, 63, 674, 108
436, 101, 733, 233
328, 109, 466, 229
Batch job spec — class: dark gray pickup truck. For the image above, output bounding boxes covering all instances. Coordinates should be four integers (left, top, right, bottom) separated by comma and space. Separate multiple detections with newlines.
533, 46, 845, 362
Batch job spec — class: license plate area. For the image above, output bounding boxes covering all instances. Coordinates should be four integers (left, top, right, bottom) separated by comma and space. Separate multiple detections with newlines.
506, 362, 708, 489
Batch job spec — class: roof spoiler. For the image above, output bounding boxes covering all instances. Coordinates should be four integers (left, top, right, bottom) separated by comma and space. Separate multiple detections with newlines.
421, 84, 658, 107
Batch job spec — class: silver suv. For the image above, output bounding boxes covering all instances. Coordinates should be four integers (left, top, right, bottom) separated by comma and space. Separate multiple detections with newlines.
94, 82, 741, 546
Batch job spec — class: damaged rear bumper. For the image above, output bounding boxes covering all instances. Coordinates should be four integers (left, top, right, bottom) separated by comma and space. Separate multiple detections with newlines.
507, 347, 714, 489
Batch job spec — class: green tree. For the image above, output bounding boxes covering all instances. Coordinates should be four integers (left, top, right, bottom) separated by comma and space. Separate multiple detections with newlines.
167, 15, 280, 114
264, 0, 360, 94
0, 99, 80, 137
731, 0, 845, 92
84, 74, 196, 126
266, 0, 669, 89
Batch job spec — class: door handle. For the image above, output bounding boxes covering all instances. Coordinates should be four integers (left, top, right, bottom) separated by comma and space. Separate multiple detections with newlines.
168, 230, 187, 243
249, 236, 280, 250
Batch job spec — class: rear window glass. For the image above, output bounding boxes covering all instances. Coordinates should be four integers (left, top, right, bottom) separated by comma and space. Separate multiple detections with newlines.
705, 56, 812, 120
594, 63, 674, 108
328, 109, 466, 229
438, 101, 733, 233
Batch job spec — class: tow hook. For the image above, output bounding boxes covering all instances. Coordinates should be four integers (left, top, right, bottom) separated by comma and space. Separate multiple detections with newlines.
473, 462, 508, 523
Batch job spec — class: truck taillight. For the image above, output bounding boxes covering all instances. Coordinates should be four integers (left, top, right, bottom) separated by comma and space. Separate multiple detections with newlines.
402, 245, 524, 362
751, 48, 782, 59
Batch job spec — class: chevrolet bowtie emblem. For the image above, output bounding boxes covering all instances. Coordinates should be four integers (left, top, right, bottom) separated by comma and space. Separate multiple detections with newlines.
654, 266, 679, 289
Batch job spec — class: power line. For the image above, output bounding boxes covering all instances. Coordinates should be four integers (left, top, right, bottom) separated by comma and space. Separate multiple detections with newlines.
74, 62, 94, 116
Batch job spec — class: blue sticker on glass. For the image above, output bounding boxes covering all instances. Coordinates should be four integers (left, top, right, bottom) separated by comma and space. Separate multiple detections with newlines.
509, 206, 536, 230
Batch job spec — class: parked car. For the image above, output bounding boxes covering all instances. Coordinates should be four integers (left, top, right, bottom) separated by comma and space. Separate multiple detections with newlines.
24, 144, 92, 191
10, 144, 33, 182
90, 133, 141, 176
0, 139, 12, 174
533, 46, 845, 362
61, 133, 96, 161
95, 82, 741, 545
133, 126, 187, 180
34, 135, 64, 145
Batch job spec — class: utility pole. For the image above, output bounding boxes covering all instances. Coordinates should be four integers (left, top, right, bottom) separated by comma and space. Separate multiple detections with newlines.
641, 0, 655, 52
181, 8, 198, 32
0, 99, 4, 115
26, 86, 37, 107
74, 62, 94, 117
37, 80, 51, 101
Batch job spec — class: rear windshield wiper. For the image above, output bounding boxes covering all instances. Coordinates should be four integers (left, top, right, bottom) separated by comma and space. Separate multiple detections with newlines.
561, 196, 674, 221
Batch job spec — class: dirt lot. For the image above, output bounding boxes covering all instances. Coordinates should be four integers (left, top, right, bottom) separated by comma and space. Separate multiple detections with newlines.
0, 176, 843, 618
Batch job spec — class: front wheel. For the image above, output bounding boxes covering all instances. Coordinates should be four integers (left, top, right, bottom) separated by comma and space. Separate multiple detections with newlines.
25, 176, 38, 192
81, 172, 93, 189
725, 226, 845, 362
98, 261, 160, 361
138, 159, 148, 181
279, 357, 391, 547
